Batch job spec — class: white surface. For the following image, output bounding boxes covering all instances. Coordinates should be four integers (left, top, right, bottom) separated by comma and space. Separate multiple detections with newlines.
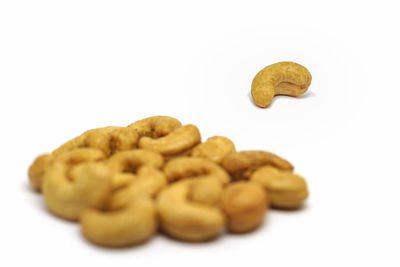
1, 0, 399, 266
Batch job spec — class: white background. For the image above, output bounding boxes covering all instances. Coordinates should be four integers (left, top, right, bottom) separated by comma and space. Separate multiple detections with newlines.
1, 0, 399, 266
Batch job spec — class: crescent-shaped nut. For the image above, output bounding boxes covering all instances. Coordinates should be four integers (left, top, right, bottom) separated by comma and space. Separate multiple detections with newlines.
28, 148, 106, 191
251, 62, 312, 108
157, 178, 225, 242
138, 124, 201, 156
220, 181, 268, 233
190, 136, 236, 164
42, 162, 112, 221
250, 166, 308, 209
81, 197, 157, 247
106, 149, 164, 189
222, 150, 294, 180
128, 116, 182, 138
108, 166, 167, 210
52, 126, 138, 157
163, 157, 230, 184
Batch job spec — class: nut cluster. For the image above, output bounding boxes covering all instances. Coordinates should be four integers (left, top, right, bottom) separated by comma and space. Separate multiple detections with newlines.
28, 116, 309, 247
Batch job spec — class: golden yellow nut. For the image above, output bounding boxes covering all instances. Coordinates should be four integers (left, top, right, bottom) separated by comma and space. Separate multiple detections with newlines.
42, 162, 112, 221
220, 181, 268, 233
163, 157, 230, 184
138, 124, 201, 156
28, 153, 53, 191
190, 136, 236, 164
250, 166, 308, 209
157, 178, 225, 242
81, 197, 157, 247
222, 150, 294, 180
106, 149, 164, 189
251, 62, 312, 108
128, 115, 182, 138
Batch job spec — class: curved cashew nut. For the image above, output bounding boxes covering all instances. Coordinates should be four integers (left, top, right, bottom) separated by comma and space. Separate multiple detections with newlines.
80, 166, 167, 247
222, 150, 294, 180
28, 148, 106, 191
190, 136, 236, 164
157, 178, 225, 242
250, 166, 308, 209
251, 62, 312, 108
128, 116, 182, 138
106, 149, 164, 189
42, 161, 111, 221
164, 157, 230, 184
138, 124, 201, 156
52, 126, 138, 157
220, 181, 268, 233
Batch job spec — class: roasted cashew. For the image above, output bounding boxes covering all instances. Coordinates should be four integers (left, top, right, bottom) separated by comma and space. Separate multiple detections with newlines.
220, 181, 268, 233
157, 178, 225, 242
190, 136, 236, 164
163, 157, 230, 184
128, 116, 182, 138
106, 149, 164, 189
42, 161, 111, 221
52, 126, 138, 157
251, 62, 312, 108
250, 166, 308, 209
222, 150, 294, 180
28, 148, 106, 191
80, 166, 167, 247
138, 124, 201, 156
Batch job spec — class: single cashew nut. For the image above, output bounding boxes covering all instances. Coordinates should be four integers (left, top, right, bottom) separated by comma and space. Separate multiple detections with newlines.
81, 197, 157, 247
164, 157, 230, 184
138, 124, 201, 156
42, 162, 111, 221
28, 153, 53, 191
251, 62, 312, 108
222, 150, 294, 180
80, 166, 167, 247
128, 116, 182, 138
107, 149, 164, 189
220, 181, 268, 233
190, 136, 236, 164
250, 166, 308, 209
157, 178, 225, 242
28, 148, 106, 191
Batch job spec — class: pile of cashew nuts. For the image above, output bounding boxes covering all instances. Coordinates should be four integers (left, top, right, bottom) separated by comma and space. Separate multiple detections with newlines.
28, 115, 309, 247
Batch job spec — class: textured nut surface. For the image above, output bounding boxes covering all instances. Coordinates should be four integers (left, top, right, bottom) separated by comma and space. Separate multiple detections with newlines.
221, 181, 268, 233
139, 124, 201, 156
42, 162, 111, 221
222, 150, 294, 180
190, 136, 236, 164
164, 157, 230, 184
128, 116, 182, 138
250, 166, 308, 209
251, 61, 312, 108
28, 153, 53, 191
157, 178, 225, 242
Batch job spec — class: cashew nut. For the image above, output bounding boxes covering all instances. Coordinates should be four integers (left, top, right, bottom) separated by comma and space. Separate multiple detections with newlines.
28, 148, 106, 191
106, 149, 164, 189
222, 150, 294, 180
251, 62, 312, 108
250, 166, 308, 209
163, 157, 230, 184
42, 161, 111, 221
80, 166, 167, 247
157, 178, 225, 242
128, 116, 182, 138
220, 181, 268, 233
190, 136, 236, 164
138, 124, 201, 156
